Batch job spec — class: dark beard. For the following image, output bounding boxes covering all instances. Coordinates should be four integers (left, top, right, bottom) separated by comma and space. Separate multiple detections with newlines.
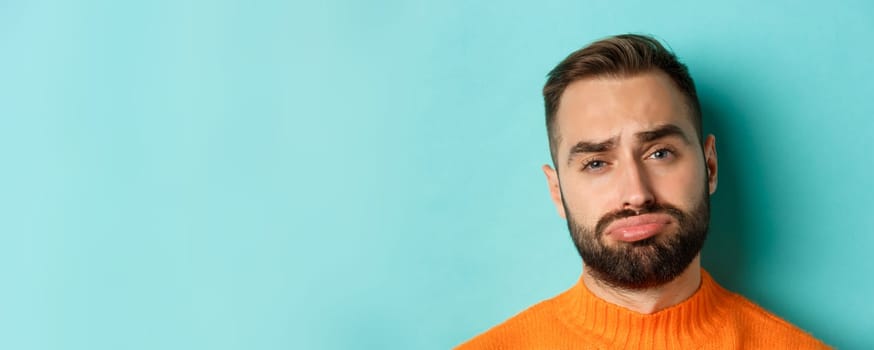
564, 187, 710, 291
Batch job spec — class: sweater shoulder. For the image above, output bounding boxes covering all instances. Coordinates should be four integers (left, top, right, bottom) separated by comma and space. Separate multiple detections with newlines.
724, 291, 831, 349
454, 293, 568, 350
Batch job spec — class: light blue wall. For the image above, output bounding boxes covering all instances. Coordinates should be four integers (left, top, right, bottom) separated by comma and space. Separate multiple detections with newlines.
1, 0, 871, 349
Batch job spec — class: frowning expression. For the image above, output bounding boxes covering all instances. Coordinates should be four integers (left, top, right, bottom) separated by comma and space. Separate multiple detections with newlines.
542, 71, 718, 288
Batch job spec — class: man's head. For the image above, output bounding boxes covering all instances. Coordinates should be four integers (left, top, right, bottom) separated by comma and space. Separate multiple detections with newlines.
541, 34, 719, 290
544, 34, 703, 163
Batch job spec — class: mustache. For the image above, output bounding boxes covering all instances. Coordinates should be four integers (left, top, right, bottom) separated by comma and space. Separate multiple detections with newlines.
594, 203, 686, 238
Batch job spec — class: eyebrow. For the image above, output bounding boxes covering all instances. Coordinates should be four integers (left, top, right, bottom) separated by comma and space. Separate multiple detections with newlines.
565, 123, 691, 166
636, 124, 691, 144
566, 138, 617, 166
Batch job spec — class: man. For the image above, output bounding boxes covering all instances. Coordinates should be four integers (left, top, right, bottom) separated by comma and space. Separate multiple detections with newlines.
456, 34, 829, 349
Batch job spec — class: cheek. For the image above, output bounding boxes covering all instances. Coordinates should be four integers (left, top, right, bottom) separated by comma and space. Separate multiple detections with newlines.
652, 163, 707, 207
559, 178, 609, 226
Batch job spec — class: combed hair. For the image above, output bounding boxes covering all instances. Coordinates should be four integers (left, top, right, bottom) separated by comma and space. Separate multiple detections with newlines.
543, 34, 702, 165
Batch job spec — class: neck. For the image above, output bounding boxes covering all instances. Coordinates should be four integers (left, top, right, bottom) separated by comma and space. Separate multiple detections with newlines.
582, 255, 702, 314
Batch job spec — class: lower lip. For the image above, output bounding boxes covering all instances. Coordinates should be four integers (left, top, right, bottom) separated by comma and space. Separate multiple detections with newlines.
609, 223, 668, 242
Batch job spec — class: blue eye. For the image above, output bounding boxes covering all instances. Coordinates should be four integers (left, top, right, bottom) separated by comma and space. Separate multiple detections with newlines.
584, 160, 606, 170
650, 149, 673, 160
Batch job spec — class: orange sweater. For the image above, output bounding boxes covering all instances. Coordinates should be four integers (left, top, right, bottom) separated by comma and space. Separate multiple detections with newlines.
457, 271, 829, 349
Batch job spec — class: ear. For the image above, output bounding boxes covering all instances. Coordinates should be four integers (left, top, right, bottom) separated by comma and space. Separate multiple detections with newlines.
703, 134, 718, 194
542, 164, 567, 219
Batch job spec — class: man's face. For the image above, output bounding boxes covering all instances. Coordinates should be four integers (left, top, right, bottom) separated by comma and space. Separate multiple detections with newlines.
543, 71, 718, 290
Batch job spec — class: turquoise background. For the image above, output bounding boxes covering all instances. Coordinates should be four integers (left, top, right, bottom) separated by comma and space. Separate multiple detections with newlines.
1, 0, 872, 349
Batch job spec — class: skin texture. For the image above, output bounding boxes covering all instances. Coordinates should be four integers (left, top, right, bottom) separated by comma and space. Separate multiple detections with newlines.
542, 71, 719, 314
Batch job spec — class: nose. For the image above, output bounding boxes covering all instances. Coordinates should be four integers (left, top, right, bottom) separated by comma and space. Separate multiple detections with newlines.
619, 160, 655, 210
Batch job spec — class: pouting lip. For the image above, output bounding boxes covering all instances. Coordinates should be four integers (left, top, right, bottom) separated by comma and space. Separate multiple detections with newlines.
604, 213, 674, 236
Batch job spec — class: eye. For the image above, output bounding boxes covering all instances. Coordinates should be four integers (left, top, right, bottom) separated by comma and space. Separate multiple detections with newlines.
583, 159, 607, 171
648, 148, 674, 160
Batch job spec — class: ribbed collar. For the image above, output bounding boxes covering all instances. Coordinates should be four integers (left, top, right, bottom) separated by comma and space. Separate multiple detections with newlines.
553, 270, 734, 349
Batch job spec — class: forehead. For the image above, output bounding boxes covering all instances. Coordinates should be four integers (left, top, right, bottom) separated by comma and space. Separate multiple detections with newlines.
554, 71, 697, 150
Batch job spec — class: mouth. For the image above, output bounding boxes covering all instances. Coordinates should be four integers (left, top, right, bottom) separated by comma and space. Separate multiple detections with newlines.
604, 213, 673, 242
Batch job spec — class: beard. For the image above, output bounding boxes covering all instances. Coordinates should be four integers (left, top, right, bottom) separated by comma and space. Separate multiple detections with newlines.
564, 185, 710, 291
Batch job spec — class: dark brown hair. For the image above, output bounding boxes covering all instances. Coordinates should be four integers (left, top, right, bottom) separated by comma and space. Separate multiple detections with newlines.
543, 34, 702, 165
